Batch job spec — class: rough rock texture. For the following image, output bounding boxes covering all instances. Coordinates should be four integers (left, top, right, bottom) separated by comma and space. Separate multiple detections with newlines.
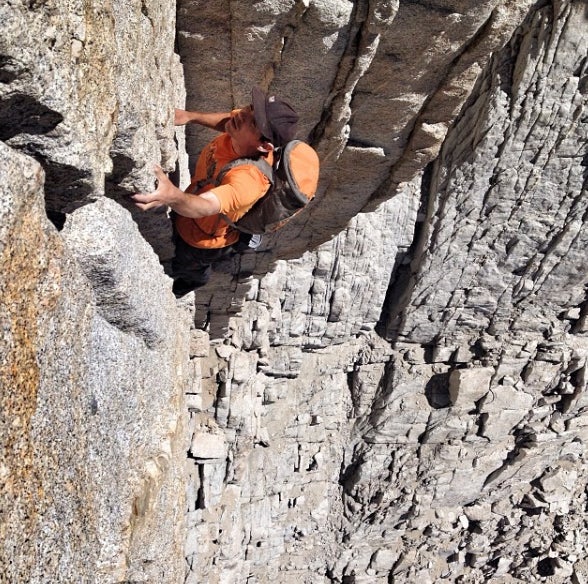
0, 1, 188, 583
1, 0, 587, 583
176, 1, 588, 583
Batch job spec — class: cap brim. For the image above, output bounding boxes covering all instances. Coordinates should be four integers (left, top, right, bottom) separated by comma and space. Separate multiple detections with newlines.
251, 86, 273, 142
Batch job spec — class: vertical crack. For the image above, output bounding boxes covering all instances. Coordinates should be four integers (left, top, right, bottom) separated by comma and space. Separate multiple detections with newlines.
310, 0, 396, 157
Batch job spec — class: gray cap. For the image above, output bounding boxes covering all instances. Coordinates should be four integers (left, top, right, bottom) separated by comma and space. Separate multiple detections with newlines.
252, 86, 298, 147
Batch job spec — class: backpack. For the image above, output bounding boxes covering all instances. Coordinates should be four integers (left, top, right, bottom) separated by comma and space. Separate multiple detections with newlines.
216, 139, 320, 235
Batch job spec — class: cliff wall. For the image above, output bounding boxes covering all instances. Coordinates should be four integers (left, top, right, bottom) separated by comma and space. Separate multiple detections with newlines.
1, 1, 188, 582
176, 1, 588, 582
1, 1, 587, 583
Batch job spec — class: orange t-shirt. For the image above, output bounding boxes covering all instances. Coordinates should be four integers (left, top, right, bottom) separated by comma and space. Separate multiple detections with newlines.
175, 131, 272, 249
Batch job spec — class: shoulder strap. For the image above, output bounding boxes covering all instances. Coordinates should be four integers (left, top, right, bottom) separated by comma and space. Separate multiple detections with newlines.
215, 157, 275, 232
215, 156, 274, 187
185, 155, 273, 195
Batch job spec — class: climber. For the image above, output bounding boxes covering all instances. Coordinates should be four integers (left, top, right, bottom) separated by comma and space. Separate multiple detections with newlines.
132, 86, 299, 297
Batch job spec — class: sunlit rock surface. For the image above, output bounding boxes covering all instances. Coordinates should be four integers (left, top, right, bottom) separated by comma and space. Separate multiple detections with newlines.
1, 1, 187, 582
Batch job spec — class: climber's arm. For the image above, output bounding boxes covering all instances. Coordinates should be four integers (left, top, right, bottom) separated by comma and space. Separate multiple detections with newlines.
132, 166, 220, 218
174, 109, 231, 133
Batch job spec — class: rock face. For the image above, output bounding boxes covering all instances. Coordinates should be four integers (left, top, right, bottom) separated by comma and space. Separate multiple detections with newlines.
1, 1, 187, 583
1, 0, 587, 583
177, 1, 588, 583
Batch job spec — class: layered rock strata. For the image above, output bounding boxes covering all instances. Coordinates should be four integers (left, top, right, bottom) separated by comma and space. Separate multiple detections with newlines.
177, 1, 588, 582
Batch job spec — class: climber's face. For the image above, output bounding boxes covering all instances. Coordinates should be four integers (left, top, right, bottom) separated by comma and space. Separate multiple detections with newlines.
225, 105, 271, 156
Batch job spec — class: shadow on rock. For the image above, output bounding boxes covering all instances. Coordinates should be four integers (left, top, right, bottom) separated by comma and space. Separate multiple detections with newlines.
0, 93, 63, 141
106, 151, 175, 272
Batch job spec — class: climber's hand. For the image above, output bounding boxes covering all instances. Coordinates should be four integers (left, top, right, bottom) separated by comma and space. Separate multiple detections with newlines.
132, 166, 179, 211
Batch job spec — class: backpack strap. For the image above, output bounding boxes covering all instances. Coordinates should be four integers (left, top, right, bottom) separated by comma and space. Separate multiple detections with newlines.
215, 157, 275, 232
215, 157, 274, 186
185, 154, 219, 194
183, 156, 275, 233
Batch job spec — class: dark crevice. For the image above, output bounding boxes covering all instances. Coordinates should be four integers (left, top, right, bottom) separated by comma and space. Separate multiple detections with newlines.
185, 455, 206, 511
0, 55, 20, 84
46, 210, 67, 231
105, 147, 175, 271
39, 155, 95, 211
18, 150, 95, 230
399, 0, 461, 16
195, 464, 206, 510
424, 371, 451, 409
0, 94, 63, 140
30, 152, 95, 229
346, 137, 381, 149
104, 152, 139, 207
536, 557, 556, 577
375, 161, 434, 342
106, 152, 137, 193
0, 93, 96, 229
338, 448, 365, 497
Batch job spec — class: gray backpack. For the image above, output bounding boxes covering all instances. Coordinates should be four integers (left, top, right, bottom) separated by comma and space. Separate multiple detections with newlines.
216, 140, 320, 235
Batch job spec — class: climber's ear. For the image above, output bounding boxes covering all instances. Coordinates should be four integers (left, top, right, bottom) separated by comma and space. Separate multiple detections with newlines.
257, 140, 274, 153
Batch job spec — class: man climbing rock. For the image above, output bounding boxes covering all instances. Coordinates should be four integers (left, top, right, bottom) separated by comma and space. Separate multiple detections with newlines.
132, 86, 299, 297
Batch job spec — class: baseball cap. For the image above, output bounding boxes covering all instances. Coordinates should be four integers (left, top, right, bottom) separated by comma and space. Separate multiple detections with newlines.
251, 86, 298, 147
